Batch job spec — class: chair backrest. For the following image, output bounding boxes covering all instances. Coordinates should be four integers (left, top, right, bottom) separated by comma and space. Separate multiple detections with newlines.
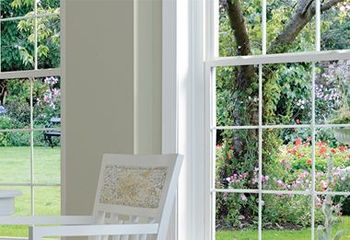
93, 154, 183, 239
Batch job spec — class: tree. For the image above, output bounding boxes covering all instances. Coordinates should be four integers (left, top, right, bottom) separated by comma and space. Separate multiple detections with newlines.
216, 0, 350, 228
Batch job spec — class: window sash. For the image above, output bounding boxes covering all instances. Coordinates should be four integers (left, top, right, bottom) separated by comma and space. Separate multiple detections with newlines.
206, 1, 350, 240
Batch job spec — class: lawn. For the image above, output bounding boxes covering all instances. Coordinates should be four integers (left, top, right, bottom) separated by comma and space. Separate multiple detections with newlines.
0, 146, 61, 237
217, 216, 350, 240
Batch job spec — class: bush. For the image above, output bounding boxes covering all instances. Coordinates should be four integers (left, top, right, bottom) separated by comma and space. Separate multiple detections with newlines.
216, 137, 350, 230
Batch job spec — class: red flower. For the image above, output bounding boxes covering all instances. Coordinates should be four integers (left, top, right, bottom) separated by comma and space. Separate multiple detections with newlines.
319, 146, 327, 156
331, 148, 337, 154
288, 147, 297, 155
306, 159, 312, 165
295, 138, 302, 147
339, 145, 347, 152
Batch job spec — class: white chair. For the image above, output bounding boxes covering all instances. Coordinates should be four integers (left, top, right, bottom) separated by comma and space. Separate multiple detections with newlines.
0, 154, 183, 240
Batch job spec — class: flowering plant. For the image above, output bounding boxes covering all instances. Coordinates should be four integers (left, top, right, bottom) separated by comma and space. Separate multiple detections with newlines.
322, 60, 350, 125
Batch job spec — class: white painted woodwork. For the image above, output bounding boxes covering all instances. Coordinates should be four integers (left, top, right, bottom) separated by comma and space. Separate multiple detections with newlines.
0, 154, 183, 240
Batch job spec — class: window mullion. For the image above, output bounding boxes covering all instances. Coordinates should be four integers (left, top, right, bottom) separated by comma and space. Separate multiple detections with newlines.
262, 0, 267, 55
316, 0, 321, 52
258, 64, 263, 240
30, 77, 35, 216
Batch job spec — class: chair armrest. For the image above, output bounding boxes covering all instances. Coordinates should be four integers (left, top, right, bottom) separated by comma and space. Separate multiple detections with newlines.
0, 216, 95, 225
29, 223, 159, 240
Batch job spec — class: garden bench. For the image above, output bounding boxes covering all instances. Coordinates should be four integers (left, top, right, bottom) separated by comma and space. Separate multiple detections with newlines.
43, 117, 61, 148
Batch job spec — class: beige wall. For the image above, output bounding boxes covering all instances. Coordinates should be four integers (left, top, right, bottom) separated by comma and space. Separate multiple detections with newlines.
63, 0, 162, 215
134, 0, 162, 155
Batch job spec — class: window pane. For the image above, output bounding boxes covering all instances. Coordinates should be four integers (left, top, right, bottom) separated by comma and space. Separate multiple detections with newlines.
1, 0, 34, 19
216, 129, 258, 190
34, 186, 60, 216
216, 65, 259, 127
263, 128, 312, 191
263, 63, 312, 125
33, 76, 61, 128
1, 19, 34, 71
321, 2, 350, 51
0, 79, 31, 130
216, 192, 258, 240
316, 128, 350, 193
0, 186, 31, 238
218, 0, 261, 57
0, 131, 30, 184
315, 195, 350, 239
267, 0, 315, 54
37, 0, 60, 11
33, 130, 60, 184
37, 15, 60, 69
316, 60, 350, 125
262, 194, 312, 240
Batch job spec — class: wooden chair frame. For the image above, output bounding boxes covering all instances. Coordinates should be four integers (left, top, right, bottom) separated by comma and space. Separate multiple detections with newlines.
0, 154, 183, 240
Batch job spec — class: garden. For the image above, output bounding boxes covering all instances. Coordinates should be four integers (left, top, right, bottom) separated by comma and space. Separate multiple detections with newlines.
0, 0, 61, 237
215, 0, 350, 239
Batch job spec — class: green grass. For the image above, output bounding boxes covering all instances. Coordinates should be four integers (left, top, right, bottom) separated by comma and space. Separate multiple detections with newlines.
0, 146, 61, 237
217, 217, 350, 240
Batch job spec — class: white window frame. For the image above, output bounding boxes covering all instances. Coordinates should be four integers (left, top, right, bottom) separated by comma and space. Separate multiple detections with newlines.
163, 0, 350, 240
0, 0, 62, 222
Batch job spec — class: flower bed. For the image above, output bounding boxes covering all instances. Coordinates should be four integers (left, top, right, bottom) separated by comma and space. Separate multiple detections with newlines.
216, 137, 350, 230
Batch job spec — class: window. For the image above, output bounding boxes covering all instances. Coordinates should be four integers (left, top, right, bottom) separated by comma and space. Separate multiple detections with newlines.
207, 1, 350, 239
0, 0, 60, 237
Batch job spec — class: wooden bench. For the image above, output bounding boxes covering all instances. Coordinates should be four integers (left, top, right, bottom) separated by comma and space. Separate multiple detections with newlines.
44, 117, 61, 148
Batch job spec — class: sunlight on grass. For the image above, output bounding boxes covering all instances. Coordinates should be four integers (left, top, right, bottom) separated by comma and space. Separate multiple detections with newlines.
0, 147, 61, 237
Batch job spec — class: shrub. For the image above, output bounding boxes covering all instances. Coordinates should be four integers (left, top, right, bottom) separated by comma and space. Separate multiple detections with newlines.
216, 137, 350, 230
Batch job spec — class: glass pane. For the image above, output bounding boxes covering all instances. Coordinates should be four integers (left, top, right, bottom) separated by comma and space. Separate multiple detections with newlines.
33, 76, 61, 128
34, 186, 60, 216
315, 195, 350, 239
321, 2, 350, 51
1, 0, 34, 19
0, 79, 31, 130
218, 0, 261, 57
216, 129, 258, 190
37, 0, 60, 11
267, 0, 315, 54
263, 63, 312, 125
262, 194, 312, 240
1, 19, 34, 71
216, 192, 258, 240
216, 65, 259, 127
0, 186, 31, 238
263, 128, 312, 191
37, 15, 60, 69
316, 60, 350, 125
33, 130, 60, 184
0, 131, 30, 184
316, 128, 350, 193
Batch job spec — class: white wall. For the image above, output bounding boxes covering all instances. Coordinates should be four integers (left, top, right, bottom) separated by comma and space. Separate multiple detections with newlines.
63, 0, 162, 216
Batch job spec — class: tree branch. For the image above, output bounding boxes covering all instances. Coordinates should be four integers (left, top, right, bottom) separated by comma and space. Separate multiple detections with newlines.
321, 0, 344, 12
226, 0, 252, 56
269, 0, 346, 53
